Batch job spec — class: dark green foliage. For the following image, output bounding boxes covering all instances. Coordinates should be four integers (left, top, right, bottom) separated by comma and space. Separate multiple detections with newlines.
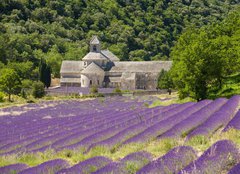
7, 61, 34, 80
21, 88, 27, 99
39, 58, 47, 84
32, 81, 45, 98
0, 68, 22, 101
45, 65, 51, 88
21, 79, 33, 89
39, 58, 51, 88
90, 86, 98, 94
0, 92, 5, 102
158, 69, 174, 90
113, 87, 122, 94
0, 0, 238, 77
208, 73, 240, 99
170, 9, 240, 101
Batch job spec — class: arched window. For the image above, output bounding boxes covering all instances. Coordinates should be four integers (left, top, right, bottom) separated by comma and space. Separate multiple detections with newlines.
93, 45, 97, 52
90, 80, 92, 85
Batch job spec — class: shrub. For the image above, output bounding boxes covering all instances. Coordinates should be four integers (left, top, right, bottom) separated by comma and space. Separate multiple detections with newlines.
21, 89, 27, 99
21, 79, 33, 89
90, 86, 98, 94
32, 81, 45, 98
0, 92, 5, 102
113, 87, 122, 94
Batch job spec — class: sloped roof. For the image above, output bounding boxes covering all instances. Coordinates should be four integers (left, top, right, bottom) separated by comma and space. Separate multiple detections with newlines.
101, 50, 120, 62
60, 61, 83, 73
82, 52, 108, 60
90, 36, 100, 45
81, 62, 105, 74
109, 61, 172, 73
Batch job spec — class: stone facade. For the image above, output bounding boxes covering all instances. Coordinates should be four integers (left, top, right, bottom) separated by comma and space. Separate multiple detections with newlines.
60, 36, 172, 90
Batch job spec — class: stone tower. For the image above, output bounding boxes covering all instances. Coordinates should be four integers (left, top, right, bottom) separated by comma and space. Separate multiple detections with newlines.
90, 36, 101, 53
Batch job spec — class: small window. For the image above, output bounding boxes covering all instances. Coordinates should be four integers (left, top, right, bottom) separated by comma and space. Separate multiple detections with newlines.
90, 80, 92, 85
93, 45, 97, 52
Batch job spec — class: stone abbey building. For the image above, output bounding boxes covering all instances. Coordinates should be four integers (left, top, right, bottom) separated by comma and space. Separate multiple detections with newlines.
60, 36, 172, 90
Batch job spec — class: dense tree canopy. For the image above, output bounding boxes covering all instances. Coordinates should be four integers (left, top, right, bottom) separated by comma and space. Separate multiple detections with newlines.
170, 9, 240, 100
158, 69, 173, 90
0, 0, 239, 77
0, 68, 21, 101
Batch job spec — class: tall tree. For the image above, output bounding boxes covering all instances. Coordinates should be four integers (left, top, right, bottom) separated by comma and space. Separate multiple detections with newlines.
45, 64, 51, 88
39, 57, 47, 84
39, 58, 51, 88
0, 68, 21, 101
170, 10, 240, 100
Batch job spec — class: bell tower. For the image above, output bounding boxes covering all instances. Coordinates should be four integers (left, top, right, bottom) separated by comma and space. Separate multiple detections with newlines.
90, 36, 101, 53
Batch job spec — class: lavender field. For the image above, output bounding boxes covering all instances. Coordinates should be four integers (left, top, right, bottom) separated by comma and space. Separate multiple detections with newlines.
0, 95, 240, 174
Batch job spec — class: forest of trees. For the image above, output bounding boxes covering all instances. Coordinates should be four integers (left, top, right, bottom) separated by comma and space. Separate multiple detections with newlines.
0, 0, 239, 79
0, 0, 239, 101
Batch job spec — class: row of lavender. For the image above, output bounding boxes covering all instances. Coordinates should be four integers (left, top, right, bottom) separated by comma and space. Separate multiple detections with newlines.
0, 96, 153, 155
1, 99, 188, 155
1, 95, 240, 173
0, 96, 240, 155
1, 140, 239, 174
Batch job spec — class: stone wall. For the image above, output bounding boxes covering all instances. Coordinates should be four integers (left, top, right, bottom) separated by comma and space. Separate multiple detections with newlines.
135, 72, 159, 90
60, 82, 81, 87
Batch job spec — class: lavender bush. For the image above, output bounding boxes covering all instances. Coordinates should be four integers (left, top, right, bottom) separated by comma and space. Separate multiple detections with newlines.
159, 98, 227, 139
124, 100, 211, 144
93, 151, 153, 174
56, 156, 112, 174
19, 159, 70, 174
187, 95, 240, 139
228, 163, 240, 174
92, 162, 127, 174
223, 110, 240, 131
137, 146, 197, 174
179, 140, 239, 174
0, 163, 29, 174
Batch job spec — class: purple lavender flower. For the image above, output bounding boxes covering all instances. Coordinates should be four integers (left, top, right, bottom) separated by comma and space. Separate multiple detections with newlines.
0, 163, 29, 174
0, 97, 148, 155
124, 100, 211, 144
92, 162, 127, 174
159, 98, 227, 139
123, 102, 196, 145
223, 110, 240, 131
137, 146, 197, 174
179, 140, 239, 174
19, 159, 70, 174
228, 162, 240, 174
56, 156, 112, 174
121, 151, 153, 163
87, 104, 179, 151
187, 95, 240, 139
93, 151, 153, 174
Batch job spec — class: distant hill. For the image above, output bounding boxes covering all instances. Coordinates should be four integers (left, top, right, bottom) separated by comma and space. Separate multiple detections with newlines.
0, 0, 239, 77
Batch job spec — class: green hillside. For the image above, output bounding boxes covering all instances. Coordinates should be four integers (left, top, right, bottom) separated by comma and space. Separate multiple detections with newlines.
0, 0, 239, 77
